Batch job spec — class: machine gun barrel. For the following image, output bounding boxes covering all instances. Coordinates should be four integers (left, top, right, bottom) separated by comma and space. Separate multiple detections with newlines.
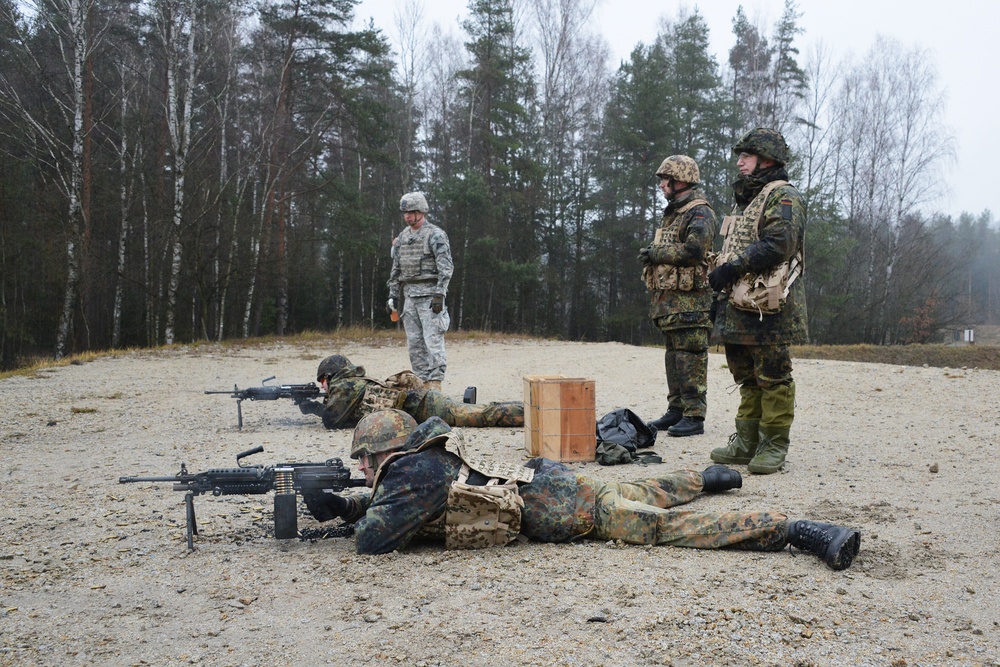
203, 378, 321, 429
119, 446, 362, 548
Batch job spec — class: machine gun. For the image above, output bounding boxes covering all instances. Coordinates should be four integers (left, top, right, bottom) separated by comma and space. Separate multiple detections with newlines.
205, 376, 322, 429
119, 446, 365, 548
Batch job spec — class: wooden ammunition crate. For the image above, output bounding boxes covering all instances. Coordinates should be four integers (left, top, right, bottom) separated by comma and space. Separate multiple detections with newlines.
523, 375, 596, 462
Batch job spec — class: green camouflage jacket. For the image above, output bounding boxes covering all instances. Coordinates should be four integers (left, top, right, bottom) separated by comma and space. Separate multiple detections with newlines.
715, 173, 807, 346
644, 188, 717, 328
349, 448, 595, 554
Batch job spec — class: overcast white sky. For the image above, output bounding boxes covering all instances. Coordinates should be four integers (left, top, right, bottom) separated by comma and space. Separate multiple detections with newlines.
353, 0, 999, 221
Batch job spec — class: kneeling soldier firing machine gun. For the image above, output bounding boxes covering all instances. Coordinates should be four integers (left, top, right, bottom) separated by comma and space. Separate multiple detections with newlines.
205, 376, 321, 429
119, 446, 366, 548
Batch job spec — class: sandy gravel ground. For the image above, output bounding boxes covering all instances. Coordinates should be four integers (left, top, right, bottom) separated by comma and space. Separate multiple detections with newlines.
1, 337, 998, 667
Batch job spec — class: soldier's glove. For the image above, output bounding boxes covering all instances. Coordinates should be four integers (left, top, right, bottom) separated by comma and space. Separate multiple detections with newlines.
431, 294, 444, 314
296, 398, 325, 417
303, 490, 350, 523
708, 262, 739, 292
386, 298, 396, 315
638, 247, 652, 266
644, 246, 670, 264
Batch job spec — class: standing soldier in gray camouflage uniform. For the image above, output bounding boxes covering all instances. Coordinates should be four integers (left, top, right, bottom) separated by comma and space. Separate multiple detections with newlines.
708, 128, 807, 474
387, 192, 454, 390
304, 410, 861, 571
640, 155, 717, 438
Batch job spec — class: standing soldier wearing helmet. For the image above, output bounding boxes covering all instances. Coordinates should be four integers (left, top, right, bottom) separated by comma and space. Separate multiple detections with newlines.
302, 409, 861, 571
387, 192, 454, 390
707, 128, 807, 475
639, 155, 717, 438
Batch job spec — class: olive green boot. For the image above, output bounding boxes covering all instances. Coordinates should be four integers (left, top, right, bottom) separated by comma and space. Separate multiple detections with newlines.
735, 384, 763, 422
710, 419, 759, 465
748, 425, 790, 474
748, 382, 795, 474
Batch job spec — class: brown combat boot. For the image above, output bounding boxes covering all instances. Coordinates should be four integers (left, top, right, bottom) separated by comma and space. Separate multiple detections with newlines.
424, 380, 442, 391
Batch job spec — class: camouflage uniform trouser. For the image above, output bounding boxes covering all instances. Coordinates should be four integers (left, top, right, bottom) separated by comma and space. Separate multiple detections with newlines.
402, 293, 449, 382
723, 343, 793, 389
586, 471, 787, 551
655, 322, 709, 418
402, 389, 524, 427
724, 343, 794, 428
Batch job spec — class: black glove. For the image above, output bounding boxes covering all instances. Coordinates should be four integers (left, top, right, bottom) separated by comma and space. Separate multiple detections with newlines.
708, 262, 739, 292
709, 295, 721, 324
638, 247, 652, 266
303, 490, 350, 523
431, 294, 444, 314
296, 398, 325, 417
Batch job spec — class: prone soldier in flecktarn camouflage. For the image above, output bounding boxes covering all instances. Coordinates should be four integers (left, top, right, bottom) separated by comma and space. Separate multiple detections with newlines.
708, 128, 807, 475
639, 155, 717, 438
296, 355, 523, 430
304, 410, 862, 571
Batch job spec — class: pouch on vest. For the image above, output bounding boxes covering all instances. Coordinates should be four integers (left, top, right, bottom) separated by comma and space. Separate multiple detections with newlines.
445, 464, 523, 549
718, 181, 802, 318
729, 256, 801, 319
358, 384, 404, 417
383, 370, 425, 390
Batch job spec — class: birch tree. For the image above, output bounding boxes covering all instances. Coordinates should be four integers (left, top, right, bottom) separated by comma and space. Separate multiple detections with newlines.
526, 0, 608, 337
152, 0, 199, 345
829, 37, 954, 343
0, 0, 109, 358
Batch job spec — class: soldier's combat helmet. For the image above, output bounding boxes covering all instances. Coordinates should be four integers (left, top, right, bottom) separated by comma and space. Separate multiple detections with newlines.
655, 155, 701, 184
733, 128, 790, 165
399, 192, 429, 213
351, 409, 418, 459
316, 355, 351, 382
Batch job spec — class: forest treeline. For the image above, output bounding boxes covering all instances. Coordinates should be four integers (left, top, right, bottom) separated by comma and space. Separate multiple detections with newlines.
1, 0, 997, 369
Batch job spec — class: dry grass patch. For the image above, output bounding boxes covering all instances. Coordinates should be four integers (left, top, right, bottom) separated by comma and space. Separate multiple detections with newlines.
791, 343, 1000, 371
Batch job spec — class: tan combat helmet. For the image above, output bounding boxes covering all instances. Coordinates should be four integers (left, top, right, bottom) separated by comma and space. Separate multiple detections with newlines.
399, 192, 429, 213
655, 155, 701, 184
351, 409, 418, 460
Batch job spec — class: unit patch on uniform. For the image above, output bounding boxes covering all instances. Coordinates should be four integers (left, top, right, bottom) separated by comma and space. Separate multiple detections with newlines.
780, 198, 793, 221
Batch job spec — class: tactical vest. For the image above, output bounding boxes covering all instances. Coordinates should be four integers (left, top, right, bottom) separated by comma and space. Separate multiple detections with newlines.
717, 180, 803, 317
358, 383, 405, 417
397, 224, 440, 283
371, 431, 535, 549
356, 370, 426, 417
642, 198, 713, 293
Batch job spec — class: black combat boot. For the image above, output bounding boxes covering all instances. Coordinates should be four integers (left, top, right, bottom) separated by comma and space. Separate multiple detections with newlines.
667, 416, 704, 437
787, 520, 861, 571
700, 465, 742, 493
648, 408, 683, 431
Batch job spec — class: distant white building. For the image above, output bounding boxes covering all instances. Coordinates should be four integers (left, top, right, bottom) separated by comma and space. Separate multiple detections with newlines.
951, 328, 975, 345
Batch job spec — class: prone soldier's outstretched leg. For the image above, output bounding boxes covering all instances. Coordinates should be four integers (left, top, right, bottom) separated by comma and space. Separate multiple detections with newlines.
450, 401, 524, 427
403, 387, 524, 427
591, 474, 788, 551
589, 466, 860, 569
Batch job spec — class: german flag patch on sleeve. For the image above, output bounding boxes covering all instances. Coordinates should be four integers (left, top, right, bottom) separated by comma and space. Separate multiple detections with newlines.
781, 198, 793, 221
